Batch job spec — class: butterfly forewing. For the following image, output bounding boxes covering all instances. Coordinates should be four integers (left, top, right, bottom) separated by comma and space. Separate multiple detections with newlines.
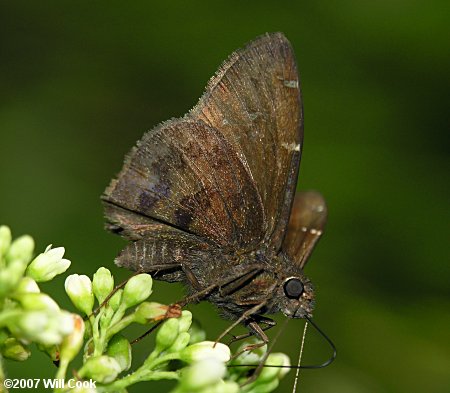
103, 119, 264, 250
190, 32, 303, 251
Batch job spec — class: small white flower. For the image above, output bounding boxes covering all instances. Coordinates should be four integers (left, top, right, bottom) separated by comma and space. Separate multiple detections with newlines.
178, 310, 193, 333
19, 293, 60, 312
121, 273, 153, 309
180, 341, 231, 363
259, 352, 292, 381
155, 318, 180, 352
12, 310, 75, 346
2, 338, 31, 361
181, 357, 226, 390
65, 274, 94, 315
26, 245, 71, 282
16, 277, 40, 293
7, 235, 34, 264
69, 387, 97, 393
0, 225, 12, 256
274, 353, 291, 378
92, 267, 114, 304
106, 334, 131, 372
79, 355, 121, 384
60, 314, 85, 363
57, 310, 77, 336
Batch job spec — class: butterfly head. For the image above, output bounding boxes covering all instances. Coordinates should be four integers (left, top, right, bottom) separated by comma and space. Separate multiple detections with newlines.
269, 272, 315, 319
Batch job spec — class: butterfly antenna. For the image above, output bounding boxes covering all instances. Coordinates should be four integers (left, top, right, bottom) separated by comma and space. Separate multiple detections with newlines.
292, 320, 308, 393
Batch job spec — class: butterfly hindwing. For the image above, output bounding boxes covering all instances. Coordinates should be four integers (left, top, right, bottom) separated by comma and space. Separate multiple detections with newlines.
282, 191, 327, 268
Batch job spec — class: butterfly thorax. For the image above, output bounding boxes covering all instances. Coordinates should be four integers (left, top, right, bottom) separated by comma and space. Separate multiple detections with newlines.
205, 248, 315, 321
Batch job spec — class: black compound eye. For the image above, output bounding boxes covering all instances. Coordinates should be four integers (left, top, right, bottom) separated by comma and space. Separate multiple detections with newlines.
283, 278, 304, 299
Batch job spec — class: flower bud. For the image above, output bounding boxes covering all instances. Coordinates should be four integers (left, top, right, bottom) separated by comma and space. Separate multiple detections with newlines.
155, 317, 179, 352
2, 338, 30, 361
92, 267, 114, 304
0, 259, 28, 296
220, 381, 240, 393
16, 277, 40, 293
51, 310, 74, 336
167, 331, 190, 353
79, 355, 121, 384
59, 314, 85, 363
65, 274, 94, 315
106, 334, 131, 372
6, 235, 34, 264
256, 353, 291, 383
18, 292, 60, 312
0, 330, 8, 343
109, 289, 122, 311
66, 386, 97, 393
0, 225, 12, 257
180, 341, 231, 363
121, 274, 152, 309
188, 321, 206, 344
271, 353, 291, 379
11, 310, 74, 346
248, 378, 279, 393
37, 343, 60, 362
99, 306, 115, 331
231, 338, 266, 366
178, 310, 192, 333
179, 357, 226, 390
133, 302, 168, 324
26, 245, 71, 282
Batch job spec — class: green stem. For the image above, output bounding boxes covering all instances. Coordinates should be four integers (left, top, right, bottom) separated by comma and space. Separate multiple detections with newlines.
98, 371, 179, 392
0, 355, 6, 393
104, 314, 135, 342
93, 304, 128, 355
92, 311, 102, 356
97, 352, 180, 392
55, 358, 69, 380
145, 352, 180, 369
53, 358, 70, 392
0, 310, 22, 328
109, 304, 126, 327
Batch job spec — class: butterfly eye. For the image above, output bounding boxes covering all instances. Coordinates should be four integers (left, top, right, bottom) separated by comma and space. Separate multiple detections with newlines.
283, 278, 304, 299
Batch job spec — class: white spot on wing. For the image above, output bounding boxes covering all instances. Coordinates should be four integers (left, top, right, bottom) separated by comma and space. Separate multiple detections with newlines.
281, 142, 301, 151
284, 80, 299, 88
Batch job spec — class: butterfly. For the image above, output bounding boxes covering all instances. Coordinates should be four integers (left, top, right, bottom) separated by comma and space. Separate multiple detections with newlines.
101, 32, 328, 352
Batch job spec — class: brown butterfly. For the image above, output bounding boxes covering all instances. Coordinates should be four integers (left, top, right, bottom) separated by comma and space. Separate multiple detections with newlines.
101, 32, 329, 356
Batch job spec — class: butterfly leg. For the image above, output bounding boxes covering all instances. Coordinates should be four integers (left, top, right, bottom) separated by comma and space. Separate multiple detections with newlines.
214, 302, 267, 345
228, 320, 271, 362
178, 266, 263, 306
180, 264, 202, 291
228, 316, 276, 345
219, 269, 264, 297
239, 320, 290, 387
133, 265, 265, 344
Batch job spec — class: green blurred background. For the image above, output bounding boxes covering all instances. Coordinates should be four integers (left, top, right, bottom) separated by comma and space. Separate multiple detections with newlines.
1, 1, 449, 392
